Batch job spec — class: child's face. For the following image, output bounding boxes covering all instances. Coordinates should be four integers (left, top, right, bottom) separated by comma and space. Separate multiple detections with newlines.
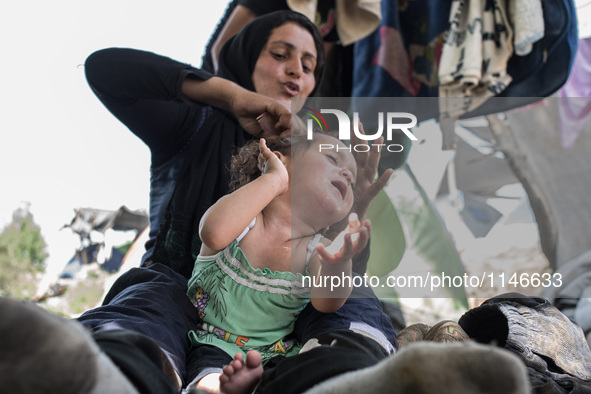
290, 134, 357, 230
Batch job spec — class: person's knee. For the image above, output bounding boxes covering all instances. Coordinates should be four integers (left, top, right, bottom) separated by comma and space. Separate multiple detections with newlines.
0, 297, 99, 393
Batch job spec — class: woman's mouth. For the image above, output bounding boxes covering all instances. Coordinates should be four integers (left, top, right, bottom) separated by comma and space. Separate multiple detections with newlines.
283, 82, 300, 96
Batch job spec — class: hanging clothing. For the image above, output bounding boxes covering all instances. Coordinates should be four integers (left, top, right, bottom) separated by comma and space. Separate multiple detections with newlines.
286, 0, 381, 46
509, 0, 545, 56
438, 0, 514, 120
558, 37, 591, 149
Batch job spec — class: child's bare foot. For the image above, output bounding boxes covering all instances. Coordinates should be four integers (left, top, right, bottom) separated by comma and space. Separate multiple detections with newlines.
219, 351, 263, 394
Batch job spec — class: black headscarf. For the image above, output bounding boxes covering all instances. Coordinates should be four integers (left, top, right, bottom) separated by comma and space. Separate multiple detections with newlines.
217, 9, 324, 95
151, 11, 323, 278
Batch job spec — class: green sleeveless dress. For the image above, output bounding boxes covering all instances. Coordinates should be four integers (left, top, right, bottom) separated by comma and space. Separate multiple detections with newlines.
187, 233, 320, 362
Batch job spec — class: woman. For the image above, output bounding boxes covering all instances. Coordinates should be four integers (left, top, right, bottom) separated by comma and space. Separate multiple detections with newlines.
84, 11, 323, 281
80, 10, 395, 393
201, 0, 382, 97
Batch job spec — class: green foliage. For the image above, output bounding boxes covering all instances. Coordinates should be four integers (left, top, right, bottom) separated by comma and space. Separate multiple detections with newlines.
67, 281, 105, 315
0, 205, 47, 298
114, 241, 133, 256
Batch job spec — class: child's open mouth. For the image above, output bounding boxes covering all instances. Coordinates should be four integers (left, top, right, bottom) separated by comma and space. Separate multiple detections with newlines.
331, 180, 347, 199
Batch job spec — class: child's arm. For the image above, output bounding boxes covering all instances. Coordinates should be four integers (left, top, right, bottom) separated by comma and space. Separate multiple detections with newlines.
199, 139, 288, 253
308, 214, 371, 313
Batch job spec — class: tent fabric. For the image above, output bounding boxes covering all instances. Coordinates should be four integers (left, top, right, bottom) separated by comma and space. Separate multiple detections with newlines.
367, 165, 468, 308
64, 207, 148, 238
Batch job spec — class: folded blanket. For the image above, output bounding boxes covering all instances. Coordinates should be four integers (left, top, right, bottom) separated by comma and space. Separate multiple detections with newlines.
438, 0, 514, 100
508, 0, 545, 56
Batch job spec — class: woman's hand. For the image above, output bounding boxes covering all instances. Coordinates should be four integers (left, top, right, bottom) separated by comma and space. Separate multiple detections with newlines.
351, 122, 394, 220
230, 90, 292, 138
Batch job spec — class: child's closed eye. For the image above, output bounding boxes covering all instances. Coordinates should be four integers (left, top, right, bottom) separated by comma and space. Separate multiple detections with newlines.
326, 154, 338, 164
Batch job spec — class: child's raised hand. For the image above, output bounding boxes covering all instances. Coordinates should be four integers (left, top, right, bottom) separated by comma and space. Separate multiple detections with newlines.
258, 138, 289, 194
350, 121, 393, 220
316, 213, 370, 266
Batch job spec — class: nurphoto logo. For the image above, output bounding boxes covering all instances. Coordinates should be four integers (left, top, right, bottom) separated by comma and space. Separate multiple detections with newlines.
304, 108, 418, 153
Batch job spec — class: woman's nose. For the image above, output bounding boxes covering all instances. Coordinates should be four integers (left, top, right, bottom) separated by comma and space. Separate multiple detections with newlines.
286, 59, 303, 77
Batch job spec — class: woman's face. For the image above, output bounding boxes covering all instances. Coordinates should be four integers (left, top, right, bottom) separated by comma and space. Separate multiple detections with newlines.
252, 22, 318, 109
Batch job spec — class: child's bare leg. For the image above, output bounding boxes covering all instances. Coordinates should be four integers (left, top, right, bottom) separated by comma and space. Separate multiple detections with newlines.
219, 351, 263, 394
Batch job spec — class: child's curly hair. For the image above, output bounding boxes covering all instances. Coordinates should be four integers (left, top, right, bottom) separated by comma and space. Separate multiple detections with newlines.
229, 135, 312, 192
229, 131, 357, 241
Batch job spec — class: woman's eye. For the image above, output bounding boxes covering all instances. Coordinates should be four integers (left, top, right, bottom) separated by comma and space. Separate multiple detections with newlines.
272, 52, 286, 60
326, 154, 338, 163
